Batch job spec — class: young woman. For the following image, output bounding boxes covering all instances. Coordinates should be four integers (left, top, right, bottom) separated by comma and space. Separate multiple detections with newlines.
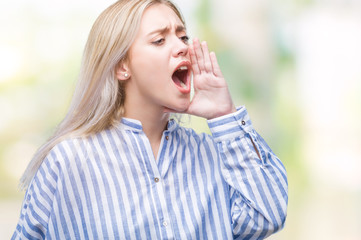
12, 0, 288, 239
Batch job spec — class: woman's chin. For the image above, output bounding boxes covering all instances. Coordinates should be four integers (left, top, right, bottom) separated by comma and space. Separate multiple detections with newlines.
167, 100, 190, 113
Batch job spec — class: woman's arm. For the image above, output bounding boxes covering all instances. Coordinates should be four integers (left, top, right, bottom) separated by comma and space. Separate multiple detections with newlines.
12, 152, 60, 240
188, 38, 288, 239
208, 107, 288, 239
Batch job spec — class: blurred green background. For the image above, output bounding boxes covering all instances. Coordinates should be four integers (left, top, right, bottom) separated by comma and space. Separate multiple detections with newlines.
1, 0, 361, 239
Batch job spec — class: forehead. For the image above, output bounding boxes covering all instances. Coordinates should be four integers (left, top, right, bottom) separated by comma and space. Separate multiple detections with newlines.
138, 4, 184, 35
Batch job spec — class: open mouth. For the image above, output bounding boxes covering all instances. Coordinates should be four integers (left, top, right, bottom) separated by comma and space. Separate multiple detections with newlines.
172, 63, 190, 93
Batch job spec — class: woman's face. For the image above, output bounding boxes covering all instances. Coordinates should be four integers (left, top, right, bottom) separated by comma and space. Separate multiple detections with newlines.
124, 4, 191, 113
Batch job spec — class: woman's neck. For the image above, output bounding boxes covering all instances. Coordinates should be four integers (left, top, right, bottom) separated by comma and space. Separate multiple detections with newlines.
123, 101, 169, 159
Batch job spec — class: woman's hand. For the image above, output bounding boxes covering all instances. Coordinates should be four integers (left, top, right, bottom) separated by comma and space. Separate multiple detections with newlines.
185, 38, 236, 119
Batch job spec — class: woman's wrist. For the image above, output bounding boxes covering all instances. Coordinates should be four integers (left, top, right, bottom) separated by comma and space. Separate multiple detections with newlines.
206, 104, 237, 120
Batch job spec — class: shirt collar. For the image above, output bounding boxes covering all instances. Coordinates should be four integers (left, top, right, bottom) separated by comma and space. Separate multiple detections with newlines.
167, 119, 178, 132
119, 117, 179, 133
120, 118, 143, 132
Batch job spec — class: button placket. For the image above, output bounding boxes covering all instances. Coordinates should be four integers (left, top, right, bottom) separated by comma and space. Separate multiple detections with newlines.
152, 132, 174, 236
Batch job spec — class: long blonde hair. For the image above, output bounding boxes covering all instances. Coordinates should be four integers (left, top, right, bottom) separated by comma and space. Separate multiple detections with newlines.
20, 0, 185, 190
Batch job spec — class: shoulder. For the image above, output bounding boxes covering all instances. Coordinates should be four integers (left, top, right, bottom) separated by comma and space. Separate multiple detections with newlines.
46, 137, 90, 164
39, 136, 94, 180
28, 135, 95, 196
173, 123, 215, 146
172, 124, 221, 164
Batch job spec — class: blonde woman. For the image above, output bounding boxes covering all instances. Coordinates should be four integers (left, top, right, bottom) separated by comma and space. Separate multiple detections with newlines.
12, 0, 288, 239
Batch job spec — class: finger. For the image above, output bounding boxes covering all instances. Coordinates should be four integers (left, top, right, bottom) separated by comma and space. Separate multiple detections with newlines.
201, 41, 212, 73
193, 38, 205, 72
210, 51, 223, 77
189, 44, 200, 75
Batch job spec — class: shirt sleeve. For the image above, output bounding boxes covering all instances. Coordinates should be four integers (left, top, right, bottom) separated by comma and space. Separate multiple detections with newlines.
12, 148, 62, 240
207, 106, 288, 239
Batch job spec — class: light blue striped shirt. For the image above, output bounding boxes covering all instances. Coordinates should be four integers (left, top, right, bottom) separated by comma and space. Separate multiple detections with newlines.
12, 106, 288, 239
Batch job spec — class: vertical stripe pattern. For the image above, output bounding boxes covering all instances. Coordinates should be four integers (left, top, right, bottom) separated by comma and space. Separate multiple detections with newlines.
12, 106, 287, 240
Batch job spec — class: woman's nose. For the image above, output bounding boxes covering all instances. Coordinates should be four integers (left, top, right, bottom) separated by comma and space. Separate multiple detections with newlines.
173, 38, 189, 57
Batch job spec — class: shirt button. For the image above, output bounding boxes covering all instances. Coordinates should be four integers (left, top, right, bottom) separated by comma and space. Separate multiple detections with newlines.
154, 177, 160, 182
165, 136, 169, 140
163, 221, 168, 227
241, 120, 246, 125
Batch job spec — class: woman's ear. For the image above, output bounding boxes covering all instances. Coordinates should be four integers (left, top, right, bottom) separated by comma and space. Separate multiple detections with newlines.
116, 60, 131, 81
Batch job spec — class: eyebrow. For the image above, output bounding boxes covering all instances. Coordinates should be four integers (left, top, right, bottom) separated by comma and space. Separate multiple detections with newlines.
147, 25, 186, 36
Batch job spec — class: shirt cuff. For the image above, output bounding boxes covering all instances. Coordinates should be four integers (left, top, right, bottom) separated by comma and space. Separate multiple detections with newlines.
207, 106, 254, 142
